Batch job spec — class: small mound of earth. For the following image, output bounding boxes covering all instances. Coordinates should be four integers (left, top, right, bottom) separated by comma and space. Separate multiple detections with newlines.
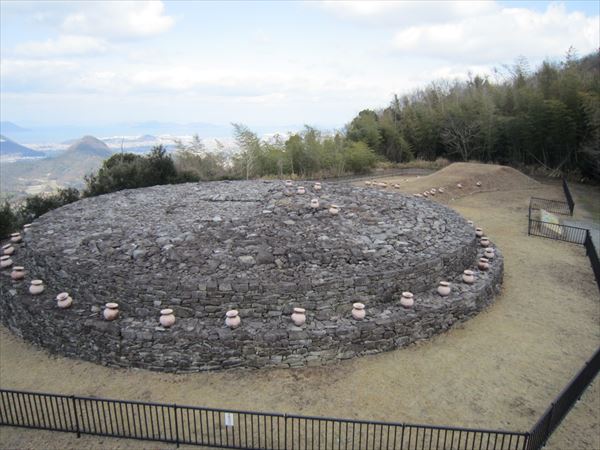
363, 163, 540, 200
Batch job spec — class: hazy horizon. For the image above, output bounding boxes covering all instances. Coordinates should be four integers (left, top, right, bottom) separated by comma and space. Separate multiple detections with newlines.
1, 1, 599, 140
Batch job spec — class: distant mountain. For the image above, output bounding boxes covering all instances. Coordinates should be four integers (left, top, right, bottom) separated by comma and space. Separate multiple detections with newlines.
64, 135, 112, 158
0, 135, 45, 159
1, 135, 113, 199
0, 122, 30, 134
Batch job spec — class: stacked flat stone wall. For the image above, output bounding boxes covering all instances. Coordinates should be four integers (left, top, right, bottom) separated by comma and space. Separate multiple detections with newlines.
0, 181, 503, 371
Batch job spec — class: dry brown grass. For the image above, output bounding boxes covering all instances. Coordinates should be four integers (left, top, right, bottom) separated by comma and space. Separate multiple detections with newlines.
361, 162, 542, 201
1, 164, 598, 450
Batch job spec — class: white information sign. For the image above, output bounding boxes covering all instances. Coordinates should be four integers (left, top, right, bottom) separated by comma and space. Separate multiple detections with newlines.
224, 412, 234, 427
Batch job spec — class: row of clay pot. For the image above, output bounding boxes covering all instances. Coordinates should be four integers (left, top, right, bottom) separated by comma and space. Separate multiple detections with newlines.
412, 181, 482, 194
307, 198, 340, 215
2, 236, 39, 294
414, 187, 446, 198
1, 260, 45, 294
456, 181, 482, 189
286, 181, 322, 192
283, 181, 339, 215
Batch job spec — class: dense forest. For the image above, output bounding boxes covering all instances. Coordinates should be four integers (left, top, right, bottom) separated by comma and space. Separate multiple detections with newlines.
346, 49, 599, 180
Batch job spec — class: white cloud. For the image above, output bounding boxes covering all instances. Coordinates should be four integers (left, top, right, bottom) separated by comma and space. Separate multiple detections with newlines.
3, 1, 174, 50
15, 35, 108, 57
60, 1, 174, 39
391, 3, 599, 63
318, 1, 497, 27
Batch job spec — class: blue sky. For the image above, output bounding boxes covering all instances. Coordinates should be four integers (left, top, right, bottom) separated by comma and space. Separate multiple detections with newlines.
1, 1, 598, 139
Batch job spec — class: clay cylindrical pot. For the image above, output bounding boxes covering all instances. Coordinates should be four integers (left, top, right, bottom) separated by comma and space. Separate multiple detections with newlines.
29, 279, 44, 295
438, 188, 445, 193
56, 292, 73, 309
103, 303, 119, 321
310, 198, 320, 209
2, 244, 15, 256
285, 180, 293, 187
476, 181, 482, 187
329, 204, 340, 215
23, 224, 32, 233
297, 186, 306, 194
484, 247, 495, 259
0, 256, 13, 269
478, 257, 490, 271
475, 227, 483, 237
400, 292, 414, 308
480, 237, 490, 247
437, 281, 451, 297
423, 191, 429, 197
291, 307, 306, 326
352, 302, 366, 320
430, 189, 436, 195
462, 270, 475, 284
225, 309, 241, 329
314, 182, 322, 191
10, 233, 22, 243
160, 308, 176, 327
457, 183, 463, 189
11, 266, 25, 280
467, 220, 474, 227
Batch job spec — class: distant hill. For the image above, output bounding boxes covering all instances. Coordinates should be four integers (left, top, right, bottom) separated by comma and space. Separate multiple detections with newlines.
0, 135, 113, 199
0, 122, 30, 134
0, 135, 45, 159
64, 135, 112, 158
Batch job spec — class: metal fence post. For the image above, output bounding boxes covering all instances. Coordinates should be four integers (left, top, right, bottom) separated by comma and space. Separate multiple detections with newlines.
173, 403, 180, 448
528, 201, 531, 235
284, 413, 288, 449
541, 403, 555, 448
70, 396, 80, 438
522, 431, 530, 450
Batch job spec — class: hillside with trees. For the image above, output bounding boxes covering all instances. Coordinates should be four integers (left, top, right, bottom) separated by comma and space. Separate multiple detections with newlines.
345, 50, 599, 181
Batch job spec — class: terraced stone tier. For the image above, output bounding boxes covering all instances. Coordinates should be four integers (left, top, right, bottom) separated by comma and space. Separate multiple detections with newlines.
0, 181, 503, 371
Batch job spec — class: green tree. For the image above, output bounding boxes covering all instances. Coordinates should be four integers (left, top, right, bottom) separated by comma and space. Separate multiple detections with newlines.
342, 141, 378, 174
0, 201, 18, 239
346, 110, 381, 150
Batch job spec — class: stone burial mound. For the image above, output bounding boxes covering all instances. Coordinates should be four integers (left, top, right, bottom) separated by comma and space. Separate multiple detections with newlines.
0, 180, 503, 372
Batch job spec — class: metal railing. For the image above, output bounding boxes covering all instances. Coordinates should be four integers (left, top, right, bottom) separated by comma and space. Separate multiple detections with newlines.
529, 197, 572, 216
584, 231, 600, 292
562, 178, 575, 215
527, 219, 588, 245
527, 179, 587, 245
0, 389, 530, 450
527, 347, 600, 450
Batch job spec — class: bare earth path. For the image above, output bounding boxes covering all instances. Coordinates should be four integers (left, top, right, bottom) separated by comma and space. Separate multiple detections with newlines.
1, 176, 598, 449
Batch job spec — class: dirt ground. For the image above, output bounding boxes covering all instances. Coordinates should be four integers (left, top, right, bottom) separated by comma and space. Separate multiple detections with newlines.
1, 167, 598, 450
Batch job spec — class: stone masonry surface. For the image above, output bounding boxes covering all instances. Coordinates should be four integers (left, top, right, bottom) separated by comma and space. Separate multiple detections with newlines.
0, 181, 503, 371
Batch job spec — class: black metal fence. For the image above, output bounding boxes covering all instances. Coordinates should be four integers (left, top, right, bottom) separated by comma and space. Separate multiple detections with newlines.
529, 197, 572, 216
527, 180, 587, 245
0, 389, 530, 450
562, 178, 575, 215
584, 231, 600, 292
527, 218, 588, 245
527, 347, 600, 450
